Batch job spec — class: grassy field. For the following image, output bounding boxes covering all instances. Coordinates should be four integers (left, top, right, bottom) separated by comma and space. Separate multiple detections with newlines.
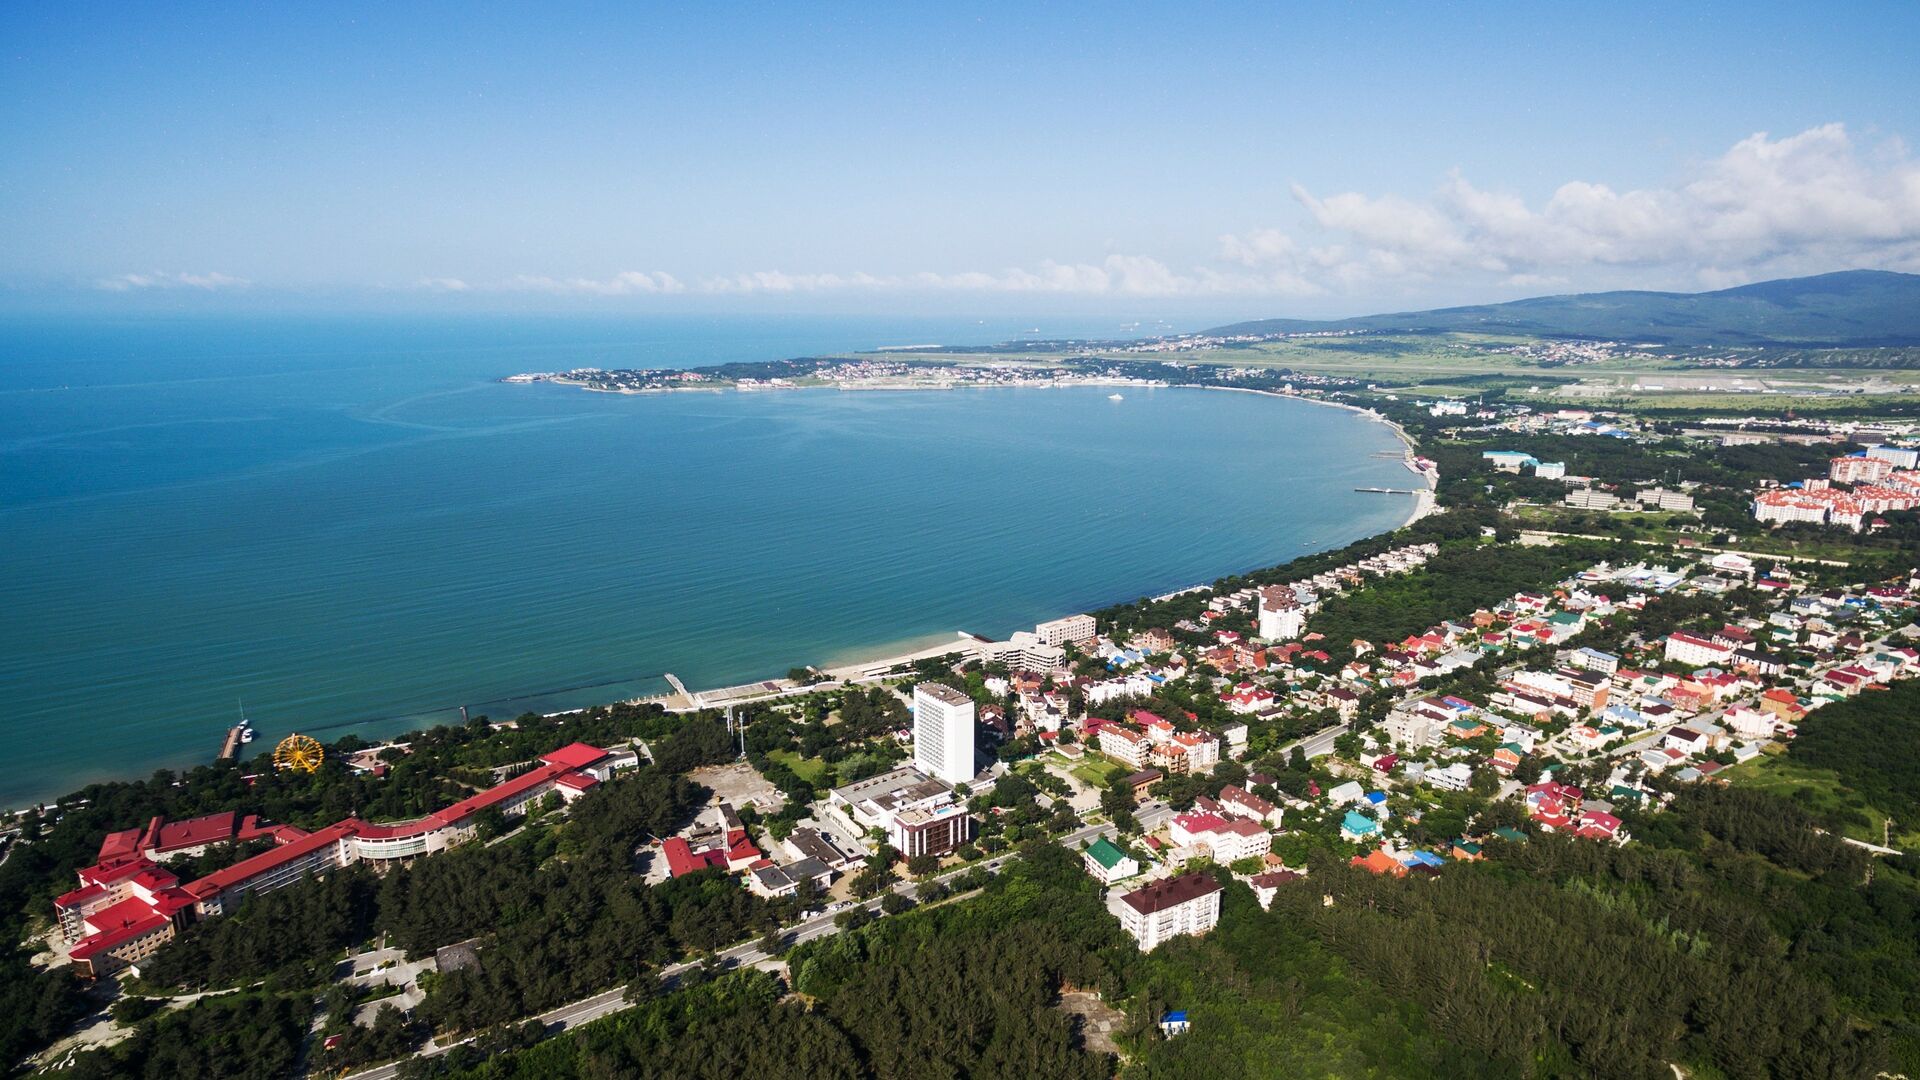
1061, 754, 1124, 789
1721, 749, 1917, 849
765, 749, 832, 786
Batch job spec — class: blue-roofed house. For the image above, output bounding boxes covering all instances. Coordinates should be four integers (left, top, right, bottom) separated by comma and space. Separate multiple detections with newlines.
1160, 1011, 1190, 1037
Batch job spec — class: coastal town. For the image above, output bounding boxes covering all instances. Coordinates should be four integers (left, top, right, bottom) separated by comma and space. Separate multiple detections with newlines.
11, 3, 1920, 1076
13, 418, 1919, 1075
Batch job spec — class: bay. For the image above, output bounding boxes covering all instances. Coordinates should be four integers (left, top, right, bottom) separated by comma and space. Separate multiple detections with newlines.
0, 315, 1414, 807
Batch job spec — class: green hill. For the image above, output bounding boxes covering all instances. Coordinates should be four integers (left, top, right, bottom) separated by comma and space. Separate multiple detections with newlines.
1208, 270, 1920, 346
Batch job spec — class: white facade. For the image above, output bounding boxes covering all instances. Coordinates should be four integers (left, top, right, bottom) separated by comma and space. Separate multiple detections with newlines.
1664, 633, 1735, 667
1035, 613, 1097, 647
1085, 672, 1154, 706
1257, 585, 1307, 641
1118, 874, 1223, 951
981, 632, 1066, 672
912, 683, 977, 785
1868, 445, 1920, 470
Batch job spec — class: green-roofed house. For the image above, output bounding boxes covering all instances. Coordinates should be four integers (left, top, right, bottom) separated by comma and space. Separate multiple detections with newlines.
1451, 839, 1484, 861
1544, 611, 1585, 641
1083, 837, 1141, 885
1491, 826, 1528, 844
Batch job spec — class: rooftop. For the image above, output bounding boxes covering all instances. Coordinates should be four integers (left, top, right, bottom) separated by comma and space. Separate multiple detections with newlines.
1120, 872, 1223, 915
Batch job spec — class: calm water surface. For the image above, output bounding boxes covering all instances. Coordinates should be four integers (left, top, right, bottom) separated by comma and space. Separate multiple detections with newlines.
0, 315, 1414, 806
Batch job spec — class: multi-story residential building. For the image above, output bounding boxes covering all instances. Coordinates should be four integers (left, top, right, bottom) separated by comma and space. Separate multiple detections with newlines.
980, 633, 1067, 672
1034, 613, 1097, 648
1867, 444, 1920, 470
1117, 872, 1224, 950
1169, 812, 1271, 862
1257, 585, 1307, 641
1664, 632, 1736, 668
1565, 489, 1620, 511
1172, 731, 1219, 771
1568, 647, 1620, 675
1830, 454, 1895, 484
1218, 785, 1282, 827
1635, 487, 1695, 512
912, 682, 977, 784
1084, 672, 1154, 706
1098, 725, 1152, 769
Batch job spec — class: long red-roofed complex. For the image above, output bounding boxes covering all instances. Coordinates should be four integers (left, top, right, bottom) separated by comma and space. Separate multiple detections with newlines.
56, 741, 623, 977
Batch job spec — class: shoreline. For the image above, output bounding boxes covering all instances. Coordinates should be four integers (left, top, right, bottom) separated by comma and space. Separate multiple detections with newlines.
1194, 384, 1438, 528
3, 382, 1432, 814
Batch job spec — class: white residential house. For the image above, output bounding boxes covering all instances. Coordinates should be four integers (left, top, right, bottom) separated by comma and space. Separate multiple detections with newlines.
1117, 873, 1224, 951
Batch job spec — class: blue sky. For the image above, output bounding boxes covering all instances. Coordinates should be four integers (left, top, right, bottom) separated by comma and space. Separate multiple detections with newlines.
3, 2, 1918, 317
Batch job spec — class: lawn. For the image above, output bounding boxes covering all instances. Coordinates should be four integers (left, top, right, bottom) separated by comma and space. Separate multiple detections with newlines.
1721, 749, 1917, 849
1063, 755, 1124, 790
765, 749, 832, 787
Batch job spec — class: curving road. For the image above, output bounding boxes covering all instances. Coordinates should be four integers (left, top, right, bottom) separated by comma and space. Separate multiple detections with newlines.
343, 821, 1114, 1080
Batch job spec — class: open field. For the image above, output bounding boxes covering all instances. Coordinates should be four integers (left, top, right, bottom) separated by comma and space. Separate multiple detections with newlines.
765, 749, 832, 787
1721, 750, 1919, 850
1060, 754, 1124, 789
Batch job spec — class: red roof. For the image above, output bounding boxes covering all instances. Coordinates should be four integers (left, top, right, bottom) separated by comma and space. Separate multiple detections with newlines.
1119, 872, 1222, 914
96, 828, 143, 864
427, 762, 572, 827
555, 772, 598, 791
79, 857, 156, 889
70, 896, 174, 960
662, 837, 708, 878
54, 882, 108, 910
183, 822, 356, 901
151, 811, 239, 853
540, 742, 610, 771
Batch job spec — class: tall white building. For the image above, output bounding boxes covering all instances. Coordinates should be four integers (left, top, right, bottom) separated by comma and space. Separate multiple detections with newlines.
1256, 585, 1307, 641
912, 683, 977, 785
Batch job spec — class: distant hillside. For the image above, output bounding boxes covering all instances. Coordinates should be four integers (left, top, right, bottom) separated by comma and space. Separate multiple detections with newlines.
1209, 270, 1920, 347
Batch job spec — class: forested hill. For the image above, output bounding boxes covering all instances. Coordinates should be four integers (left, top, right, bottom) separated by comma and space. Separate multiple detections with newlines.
1208, 270, 1920, 346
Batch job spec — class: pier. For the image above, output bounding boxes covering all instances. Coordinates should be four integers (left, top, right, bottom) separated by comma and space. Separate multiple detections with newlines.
662, 673, 697, 709
217, 724, 246, 761
1354, 486, 1423, 495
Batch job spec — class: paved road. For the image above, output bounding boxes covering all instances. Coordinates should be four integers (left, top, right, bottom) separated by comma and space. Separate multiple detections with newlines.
343, 823, 1113, 1080
1279, 722, 1346, 761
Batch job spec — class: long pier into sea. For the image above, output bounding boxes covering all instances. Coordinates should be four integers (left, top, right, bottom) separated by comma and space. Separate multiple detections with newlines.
1354, 486, 1424, 495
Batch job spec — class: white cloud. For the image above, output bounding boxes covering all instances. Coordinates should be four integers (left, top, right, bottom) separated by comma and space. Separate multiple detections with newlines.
394, 125, 1920, 304
95, 271, 249, 291
1225, 123, 1920, 290
505, 271, 685, 295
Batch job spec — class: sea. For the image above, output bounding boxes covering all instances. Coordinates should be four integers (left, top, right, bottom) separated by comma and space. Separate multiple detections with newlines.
0, 314, 1416, 808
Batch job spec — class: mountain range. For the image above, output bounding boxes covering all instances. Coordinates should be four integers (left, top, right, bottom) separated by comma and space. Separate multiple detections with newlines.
1207, 270, 1920, 347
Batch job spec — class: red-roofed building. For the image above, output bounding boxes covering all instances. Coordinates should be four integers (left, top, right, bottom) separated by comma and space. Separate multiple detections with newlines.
67, 896, 181, 977
554, 772, 599, 802
57, 742, 626, 978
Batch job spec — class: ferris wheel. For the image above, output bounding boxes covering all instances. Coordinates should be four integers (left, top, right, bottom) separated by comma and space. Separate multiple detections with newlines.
272, 733, 325, 773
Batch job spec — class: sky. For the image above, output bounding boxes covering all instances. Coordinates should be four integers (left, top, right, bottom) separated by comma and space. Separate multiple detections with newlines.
3, 2, 1919, 320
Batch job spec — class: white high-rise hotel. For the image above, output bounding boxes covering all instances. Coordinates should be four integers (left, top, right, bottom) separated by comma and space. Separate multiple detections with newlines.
912, 683, 976, 785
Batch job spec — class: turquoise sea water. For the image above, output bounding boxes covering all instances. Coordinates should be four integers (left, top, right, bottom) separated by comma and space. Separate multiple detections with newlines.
0, 315, 1415, 807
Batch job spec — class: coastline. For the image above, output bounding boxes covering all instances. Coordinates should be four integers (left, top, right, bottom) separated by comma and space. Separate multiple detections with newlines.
1195, 384, 1438, 528
4, 381, 1429, 813
567, 384, 1436, 711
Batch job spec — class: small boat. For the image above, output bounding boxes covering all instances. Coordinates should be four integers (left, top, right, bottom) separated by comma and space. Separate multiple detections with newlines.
1108, 393, 1124, 401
